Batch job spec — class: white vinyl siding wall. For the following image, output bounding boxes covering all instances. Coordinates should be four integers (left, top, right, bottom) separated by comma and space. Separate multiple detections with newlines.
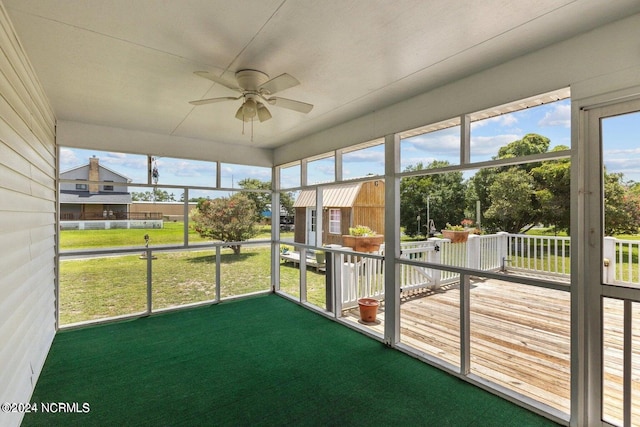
0, 4, 56, 427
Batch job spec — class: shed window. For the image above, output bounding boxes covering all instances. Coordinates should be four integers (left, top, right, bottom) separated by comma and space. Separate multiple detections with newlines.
329, 209, 341, 234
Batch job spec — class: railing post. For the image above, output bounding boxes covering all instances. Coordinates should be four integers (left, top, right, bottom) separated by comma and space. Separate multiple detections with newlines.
603, 236, 616, 284
466, 234, 480, 270
332, 249, 343, 314
497, 232, 509, 271
336, 251, 347, 310
325, 244, 342, 314
428, 237, 442, 287
146, 248, 152, 315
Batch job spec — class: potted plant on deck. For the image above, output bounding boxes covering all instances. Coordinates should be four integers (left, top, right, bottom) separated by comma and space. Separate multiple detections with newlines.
342, 225, 384, 253
441, 222, 470, 243
357, 297, 380, 323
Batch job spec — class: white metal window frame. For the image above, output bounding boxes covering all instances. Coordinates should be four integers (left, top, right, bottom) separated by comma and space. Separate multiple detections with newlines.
274, 88, 573, 426
328, 208, 341, 234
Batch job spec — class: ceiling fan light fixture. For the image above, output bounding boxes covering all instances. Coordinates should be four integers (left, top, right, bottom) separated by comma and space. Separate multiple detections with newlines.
191, 68, 313, 126
235, 105, 248, 121
242, 98, 257, 118
257, 103, 272, 122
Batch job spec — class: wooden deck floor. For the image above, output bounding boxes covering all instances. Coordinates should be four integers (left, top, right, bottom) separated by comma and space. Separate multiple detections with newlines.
343, 277, 640, 424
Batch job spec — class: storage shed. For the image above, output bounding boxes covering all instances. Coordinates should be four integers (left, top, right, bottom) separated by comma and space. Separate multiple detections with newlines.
293, 180, 384, 247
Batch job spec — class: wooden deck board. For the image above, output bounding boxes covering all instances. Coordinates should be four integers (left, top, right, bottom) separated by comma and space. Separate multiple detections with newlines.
341, 277, 640, 420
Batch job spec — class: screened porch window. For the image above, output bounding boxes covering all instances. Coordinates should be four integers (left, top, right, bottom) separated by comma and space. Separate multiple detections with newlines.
329, 209, 341, 234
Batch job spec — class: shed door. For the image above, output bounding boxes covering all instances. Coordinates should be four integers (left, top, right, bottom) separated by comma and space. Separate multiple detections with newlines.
306, 207, 316, 246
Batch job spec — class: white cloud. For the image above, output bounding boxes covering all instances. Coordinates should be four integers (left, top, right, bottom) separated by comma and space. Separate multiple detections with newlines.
538, 104, 570, 128
605, 148, 640, 155
470, 134, 521, 155
59, 148, 80, 169
400, 156, 437, 170
471, 113, 519, 129
343, 150, 384, 163
408, 132, 459, 154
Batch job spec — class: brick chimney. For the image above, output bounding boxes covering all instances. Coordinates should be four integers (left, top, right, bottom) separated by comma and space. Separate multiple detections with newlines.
89, 156, 99, 193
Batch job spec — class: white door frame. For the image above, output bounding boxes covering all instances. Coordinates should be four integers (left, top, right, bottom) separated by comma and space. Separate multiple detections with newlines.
576, 96, 640, 426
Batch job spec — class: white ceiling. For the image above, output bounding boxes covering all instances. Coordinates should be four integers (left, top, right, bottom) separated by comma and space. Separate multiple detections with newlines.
4, 0, 640, 150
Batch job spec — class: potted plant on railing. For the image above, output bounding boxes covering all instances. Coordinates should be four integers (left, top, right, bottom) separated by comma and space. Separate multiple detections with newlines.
441, 222, 470, 243
342, 225, 384, 252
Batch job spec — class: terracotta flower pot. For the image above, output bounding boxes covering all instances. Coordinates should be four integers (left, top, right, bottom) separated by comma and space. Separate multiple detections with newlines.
357, 298, 380, 323
342, 235, 384, 252
441, 229, 469, 243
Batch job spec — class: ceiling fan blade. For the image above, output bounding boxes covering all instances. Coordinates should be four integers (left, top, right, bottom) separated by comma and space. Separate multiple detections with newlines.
193, 71, 241, 92
258, 73, 300, 95
189, 96, 241, 106
266, 96, 313, 114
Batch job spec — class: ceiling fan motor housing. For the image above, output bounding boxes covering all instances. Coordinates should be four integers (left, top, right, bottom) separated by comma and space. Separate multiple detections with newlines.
235, 69, 269, 92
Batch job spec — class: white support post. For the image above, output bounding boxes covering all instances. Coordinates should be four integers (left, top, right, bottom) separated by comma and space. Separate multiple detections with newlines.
383, 133, 401, 346
497, 231, 509, 271
272, 167, 281, 292
330, 247, 343, 315
466, 234, 481, 270
335, 149, 343, 182
299, 247, 307, 303
461, 114, 471, 165
315, 187, 323, 248
428, 237, 443, 288
183, 188, 189, 246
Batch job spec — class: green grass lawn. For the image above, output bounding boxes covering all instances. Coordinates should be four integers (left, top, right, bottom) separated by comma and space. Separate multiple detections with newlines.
60, 246, 325, 325
60, 222, 292, 250
59, 224, 640, 325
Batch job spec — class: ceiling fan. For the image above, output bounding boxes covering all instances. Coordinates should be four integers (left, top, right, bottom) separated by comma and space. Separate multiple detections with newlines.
189, 69, 313, 123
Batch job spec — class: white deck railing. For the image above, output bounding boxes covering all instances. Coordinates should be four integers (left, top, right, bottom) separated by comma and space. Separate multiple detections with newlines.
505, 233, 571, 277
605, 236, 640, 285
336, 232, 638, 308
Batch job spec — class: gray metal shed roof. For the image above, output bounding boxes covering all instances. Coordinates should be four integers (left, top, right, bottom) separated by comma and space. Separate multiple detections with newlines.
293, 183, 361, 208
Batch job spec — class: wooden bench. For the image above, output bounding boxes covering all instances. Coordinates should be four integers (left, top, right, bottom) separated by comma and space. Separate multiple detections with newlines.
280, 251, 325, 272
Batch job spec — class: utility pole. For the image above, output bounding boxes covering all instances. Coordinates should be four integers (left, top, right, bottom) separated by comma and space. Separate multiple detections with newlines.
426, 196, 430, 234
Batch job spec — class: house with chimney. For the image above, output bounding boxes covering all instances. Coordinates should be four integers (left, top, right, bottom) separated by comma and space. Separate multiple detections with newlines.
59, 156, 136, 228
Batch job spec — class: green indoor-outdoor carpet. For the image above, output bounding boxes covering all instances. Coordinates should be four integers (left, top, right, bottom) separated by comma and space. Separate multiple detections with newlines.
22, 294, 559, 426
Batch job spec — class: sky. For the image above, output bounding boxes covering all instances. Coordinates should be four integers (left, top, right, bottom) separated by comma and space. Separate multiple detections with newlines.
60, 98, 640, 195
602, 111, 640, 183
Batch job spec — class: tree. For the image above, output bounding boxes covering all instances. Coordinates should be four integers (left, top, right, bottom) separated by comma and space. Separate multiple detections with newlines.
279, 192, 295, 216
190, 193, 258, 255
484, 168, 538, 233
238, 178, 295, 220
238, 178, 271, 222
496, 133, 550, 161
400, 161, 466, 237
604, 172, 640, 235
472, 135, 569, 234
530, 146, 571, 234
131, 189, 176, 202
